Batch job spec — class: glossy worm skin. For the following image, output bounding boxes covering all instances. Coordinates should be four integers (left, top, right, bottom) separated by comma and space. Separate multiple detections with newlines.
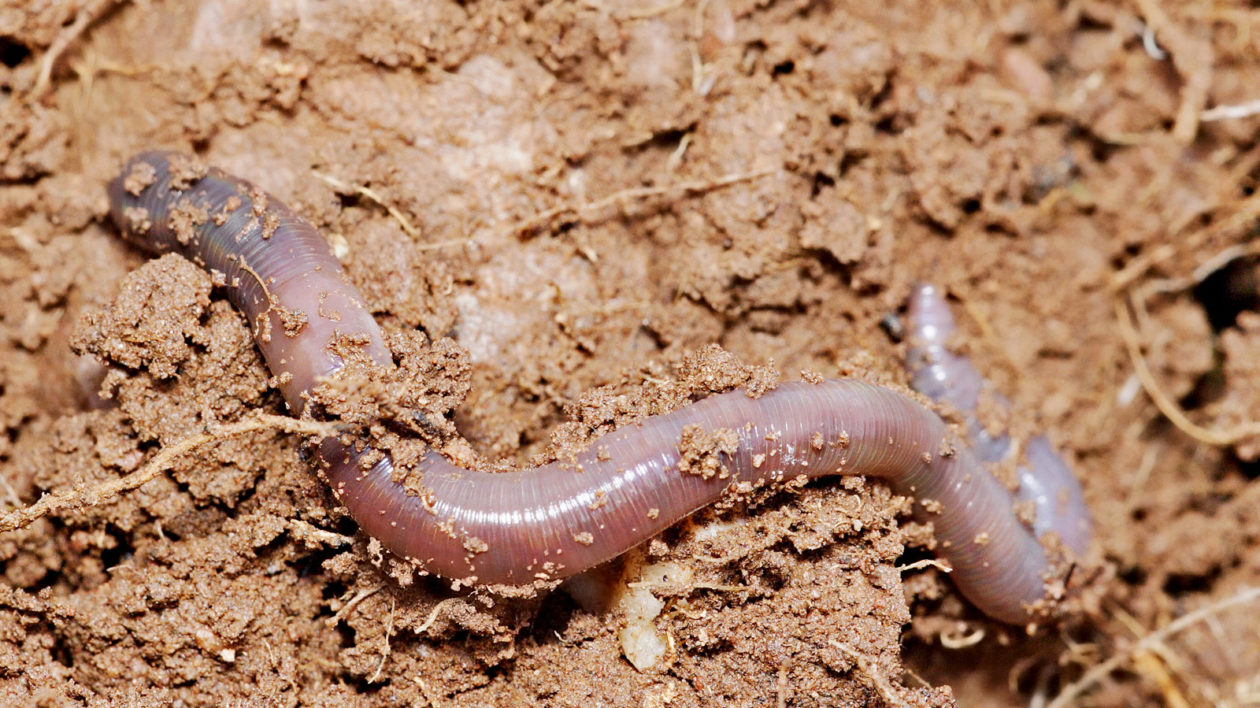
107, 151, 1083, 624
905, 284, 1091, 557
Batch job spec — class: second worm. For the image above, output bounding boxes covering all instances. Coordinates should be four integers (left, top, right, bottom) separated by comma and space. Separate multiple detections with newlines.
905, 284, 1091, 557
106, 151, 1087, 624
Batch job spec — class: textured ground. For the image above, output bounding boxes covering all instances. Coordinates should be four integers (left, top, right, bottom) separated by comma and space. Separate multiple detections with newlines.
1, 0, 1260, 705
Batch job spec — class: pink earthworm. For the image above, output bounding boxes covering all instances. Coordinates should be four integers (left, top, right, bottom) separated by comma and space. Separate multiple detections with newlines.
905, 284, 1091, 557
106, 151, 1087, 624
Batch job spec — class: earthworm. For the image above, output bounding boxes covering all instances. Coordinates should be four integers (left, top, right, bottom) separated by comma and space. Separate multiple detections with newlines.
106, 151, 1085, 624
905, 283, 1091, 556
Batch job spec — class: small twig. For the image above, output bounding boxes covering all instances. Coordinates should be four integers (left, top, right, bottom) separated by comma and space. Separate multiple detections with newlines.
505, 167, 779, 237
416, 598, 460, 634
0, 415, 338, 534
1202, 99, 1260, 122
1133, 0, 1213, 143
32, 0, 121, 98
370, 597, 396, 683
1111, 190, 1260, 291
0, 478, 22, 511
1048, 586, 1260, 707
939, 626, 986, 649
414, 238, 475, 252
313, 171, 423, 240
1114, 296, 1260, 446
619, 0, 685, 20
1138, 20, 1168, 61
287, 518, 353, 549
1137, 241, 1260, 298
897, 558, 951, 574
689, 0, 714, 94
326, 586, 381, 627
1132, 649, 1193, 708
828, 640, 903, 705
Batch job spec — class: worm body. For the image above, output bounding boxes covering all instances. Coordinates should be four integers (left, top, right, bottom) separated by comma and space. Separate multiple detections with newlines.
107, 152, 1088, 624
906, 284, 1091, 556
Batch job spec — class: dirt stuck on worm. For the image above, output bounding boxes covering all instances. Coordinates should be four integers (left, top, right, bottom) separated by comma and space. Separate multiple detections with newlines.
3, 0, 1260, 705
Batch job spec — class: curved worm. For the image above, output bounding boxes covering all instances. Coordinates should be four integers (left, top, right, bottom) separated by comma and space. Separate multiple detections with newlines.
106, 151, 1085, 624
906, 284, 1091, 556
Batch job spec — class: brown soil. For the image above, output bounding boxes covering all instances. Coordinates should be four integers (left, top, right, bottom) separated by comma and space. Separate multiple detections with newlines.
2, 0, 1260, 705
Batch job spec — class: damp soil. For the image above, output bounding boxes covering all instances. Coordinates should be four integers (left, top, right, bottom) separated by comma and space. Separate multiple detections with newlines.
2, 1, 1260, 705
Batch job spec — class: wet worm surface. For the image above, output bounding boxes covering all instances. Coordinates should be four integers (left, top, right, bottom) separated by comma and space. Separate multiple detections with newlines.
905, 284, 1092, 557
107, 151, 1089, 624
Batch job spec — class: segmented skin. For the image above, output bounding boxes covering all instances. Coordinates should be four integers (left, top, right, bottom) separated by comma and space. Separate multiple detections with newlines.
106, 151, 1089, 623
905, 283, 1091, 556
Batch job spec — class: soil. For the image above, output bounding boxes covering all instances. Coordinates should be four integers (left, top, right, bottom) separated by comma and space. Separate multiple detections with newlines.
1, 0, 1259, 705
